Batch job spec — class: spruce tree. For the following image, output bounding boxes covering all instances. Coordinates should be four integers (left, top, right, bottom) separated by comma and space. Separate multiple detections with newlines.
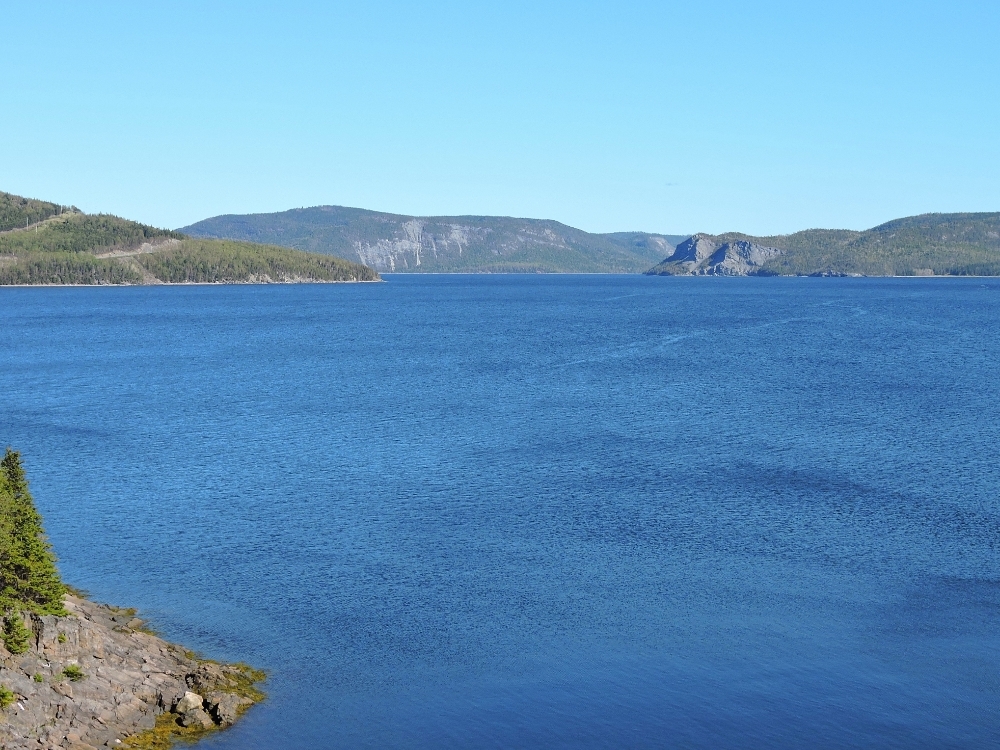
0, 448, 65, 616
2, 614, 31, 654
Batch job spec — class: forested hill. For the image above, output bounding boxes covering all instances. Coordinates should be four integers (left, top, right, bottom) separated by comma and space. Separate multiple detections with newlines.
0, 191, 379, 285
180, 206, 689, 273
0, 191, 77, 232
646, 213, 1000, 277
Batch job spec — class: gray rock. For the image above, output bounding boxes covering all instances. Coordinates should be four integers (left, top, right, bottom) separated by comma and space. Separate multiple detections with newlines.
178, 707, 214, 729
206, 692, 250, 727
186, 663, 225, 694
173, 691, 204, 714
647, 235, 784, 276
667, 235, 720, 264
136, 714, 156, 731
52, 682, 73, 698
157, 686, 186, 712
0, 595, 262, 749
695, 241, 783, 276
81, 727, 117, 747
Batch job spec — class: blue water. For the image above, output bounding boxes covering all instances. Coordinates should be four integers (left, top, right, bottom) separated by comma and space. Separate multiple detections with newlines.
2, 275, 999, 749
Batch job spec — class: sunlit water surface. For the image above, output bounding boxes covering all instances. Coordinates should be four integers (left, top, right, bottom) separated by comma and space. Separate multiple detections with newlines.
1, 276, 998, 749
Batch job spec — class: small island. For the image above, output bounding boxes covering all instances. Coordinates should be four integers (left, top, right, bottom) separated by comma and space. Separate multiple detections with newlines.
0, 448, 264, 750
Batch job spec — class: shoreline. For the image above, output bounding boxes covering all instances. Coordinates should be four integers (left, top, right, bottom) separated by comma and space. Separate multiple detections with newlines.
0, 278, 383, 288
376, 271, 1000, 278
0, 594, 264, 750
1, 273, 997, 289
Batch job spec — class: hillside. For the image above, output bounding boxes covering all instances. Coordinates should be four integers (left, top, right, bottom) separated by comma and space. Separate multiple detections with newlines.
0, 193, 379, 285
180, 206, 688, 273
646, 213, 1000, 277
0, 191, 76, 233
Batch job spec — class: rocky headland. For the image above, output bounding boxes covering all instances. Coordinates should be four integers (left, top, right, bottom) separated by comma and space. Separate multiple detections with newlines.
1, 447, 263, 750
0, 594, 263, 750
645, 235, 783, 276
645, 213, 1000, 277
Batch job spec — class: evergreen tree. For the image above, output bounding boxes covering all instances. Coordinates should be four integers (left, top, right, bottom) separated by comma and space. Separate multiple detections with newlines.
2, 615, 31, 654
0, 448, 65, 616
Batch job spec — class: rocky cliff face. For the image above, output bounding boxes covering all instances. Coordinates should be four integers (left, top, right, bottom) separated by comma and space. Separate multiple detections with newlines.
645, 235, 783, 276
351, 219, 496, 271
0, 595, 262, 750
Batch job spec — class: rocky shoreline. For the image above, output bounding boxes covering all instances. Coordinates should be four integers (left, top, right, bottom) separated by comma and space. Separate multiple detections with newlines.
0, 594, 264, 750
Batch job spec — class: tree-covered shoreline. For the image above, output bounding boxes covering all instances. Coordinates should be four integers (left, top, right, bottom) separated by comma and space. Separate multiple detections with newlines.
0, 190, 380, 285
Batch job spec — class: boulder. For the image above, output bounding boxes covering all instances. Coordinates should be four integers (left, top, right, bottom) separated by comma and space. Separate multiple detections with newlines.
206, 692, 251, 727
174, 690, 217, 730
157, 686, 186, 712
173, 691, 203, 714
178, 707, 215, 729
185, 662, 225, 693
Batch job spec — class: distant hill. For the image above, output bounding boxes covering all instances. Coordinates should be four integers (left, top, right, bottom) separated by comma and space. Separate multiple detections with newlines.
0, 191, 76, 232
646, 213, 1000, 277
180, 206, 689, 273
0, 191, 378, 285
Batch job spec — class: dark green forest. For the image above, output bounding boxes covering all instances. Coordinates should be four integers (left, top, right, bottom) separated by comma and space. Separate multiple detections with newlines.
135, 240, 380, 283
0, 213, 182, 256
0, 191, 75, 233
0, 253, 144, 285
744, 213, 1000, 276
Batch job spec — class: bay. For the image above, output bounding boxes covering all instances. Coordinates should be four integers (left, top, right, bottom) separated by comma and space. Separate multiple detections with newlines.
1, 275, 998, 748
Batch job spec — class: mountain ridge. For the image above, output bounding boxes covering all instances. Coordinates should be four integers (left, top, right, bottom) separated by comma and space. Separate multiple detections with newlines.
180, 205, 689, 274
182, 205, 1000, 276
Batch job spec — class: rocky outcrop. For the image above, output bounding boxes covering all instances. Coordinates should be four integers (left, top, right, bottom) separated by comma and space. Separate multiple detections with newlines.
0, 595, 263, 750
645, 235, 783, 276
661, 235, 719, 265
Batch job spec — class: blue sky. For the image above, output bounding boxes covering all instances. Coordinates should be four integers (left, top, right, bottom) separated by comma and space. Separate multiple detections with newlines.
2, 1, 997, 235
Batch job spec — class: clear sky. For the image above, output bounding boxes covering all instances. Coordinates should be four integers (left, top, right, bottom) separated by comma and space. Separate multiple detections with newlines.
2, 1, 998, 235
